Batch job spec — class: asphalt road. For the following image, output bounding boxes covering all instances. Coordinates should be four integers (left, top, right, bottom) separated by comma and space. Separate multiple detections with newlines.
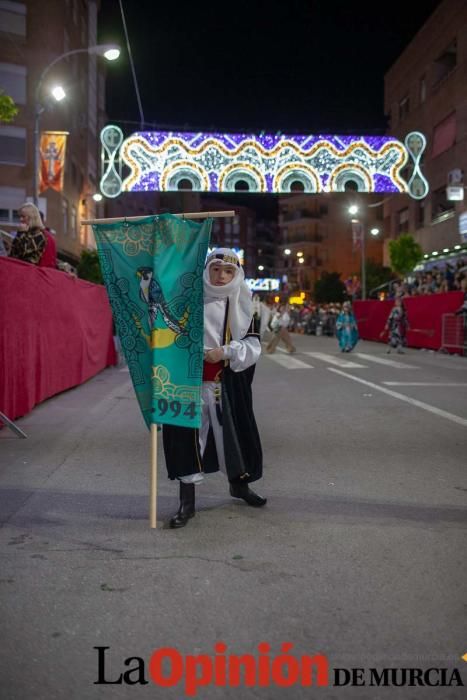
1, 335, 466, 699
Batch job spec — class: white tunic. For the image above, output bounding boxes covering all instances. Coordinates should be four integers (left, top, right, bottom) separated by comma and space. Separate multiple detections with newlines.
204, 296, 261, 371
179, 296, 261, 483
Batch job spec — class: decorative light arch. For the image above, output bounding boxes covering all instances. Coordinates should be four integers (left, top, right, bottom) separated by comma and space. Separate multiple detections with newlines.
100, 125, 429, 200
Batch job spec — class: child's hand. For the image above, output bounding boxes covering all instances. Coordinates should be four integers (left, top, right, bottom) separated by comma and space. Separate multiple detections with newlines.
204, 347, 224, 363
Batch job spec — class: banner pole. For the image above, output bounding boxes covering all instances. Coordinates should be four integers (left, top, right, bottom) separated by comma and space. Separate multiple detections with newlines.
150, 423, 158, 528
81, 210, 235, 225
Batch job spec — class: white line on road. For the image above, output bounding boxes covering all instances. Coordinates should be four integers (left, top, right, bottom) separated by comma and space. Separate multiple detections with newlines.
383, 382, 467, 387
264, 354, 313, 369
354, 353, 417, 369
304, 352, 366, 369
328, 368, 467, 428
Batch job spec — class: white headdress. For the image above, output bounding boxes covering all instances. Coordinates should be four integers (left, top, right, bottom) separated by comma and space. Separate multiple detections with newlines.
203, 248, 253, 340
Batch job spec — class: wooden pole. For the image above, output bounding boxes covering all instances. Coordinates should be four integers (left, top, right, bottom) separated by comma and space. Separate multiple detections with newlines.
81, 210, 235, 225
150, 423, 158, 528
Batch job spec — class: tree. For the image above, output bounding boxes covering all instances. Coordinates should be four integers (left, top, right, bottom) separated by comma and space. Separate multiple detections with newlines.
0, 91, 18, 123
314, 271, 346, 303
77, 250, 103, 284
363, 259, 395, 296
388, 234, 423, 276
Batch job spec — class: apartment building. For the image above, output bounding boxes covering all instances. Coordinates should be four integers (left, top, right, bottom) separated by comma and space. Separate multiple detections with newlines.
0, 0, 106, 263
277, 193, 384, 293
383, 0, 467, 257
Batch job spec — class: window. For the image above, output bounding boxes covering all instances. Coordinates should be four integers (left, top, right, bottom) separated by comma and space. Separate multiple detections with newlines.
0, 63, 26, 104
0, 1, 26, 36
416, 200, 425, 229
62, 199, 69, 236
71, 205, 77, 238
431, 186, 455, 222
398, 208, 409, 234
0, 186, 25, 223
419, 76, 426, 104
432, 112, 456, 158
399, 96, 410, 121
0, 126, 26, 165
433, 40, 457, 86
64, 28, 70, 54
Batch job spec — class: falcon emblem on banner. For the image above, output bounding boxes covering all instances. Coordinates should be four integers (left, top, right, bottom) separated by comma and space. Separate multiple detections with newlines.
39, 131, 68, 193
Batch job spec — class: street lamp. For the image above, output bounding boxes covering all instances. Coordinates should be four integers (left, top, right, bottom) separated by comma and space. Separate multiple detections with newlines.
33, 44, 120, 206
348, 205, 381, 300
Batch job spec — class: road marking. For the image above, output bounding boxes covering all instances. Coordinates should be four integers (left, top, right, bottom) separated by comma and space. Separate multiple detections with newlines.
354, 353, 417, 369
328, 368, 467, 428
304, 352, 366, 369
264, 354, 313, 369
383, 382, 467, 387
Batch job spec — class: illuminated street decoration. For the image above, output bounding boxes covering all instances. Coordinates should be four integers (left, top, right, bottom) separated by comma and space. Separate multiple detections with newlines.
404, 132, 429, 200
100, 125, 428, 199
245, 278, 280, 291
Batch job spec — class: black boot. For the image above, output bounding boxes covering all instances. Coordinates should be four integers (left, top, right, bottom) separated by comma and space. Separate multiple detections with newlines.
169, 482, 195, 528
229, 480, 267, 507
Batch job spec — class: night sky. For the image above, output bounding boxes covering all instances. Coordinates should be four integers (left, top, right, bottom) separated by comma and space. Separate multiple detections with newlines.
98, 0, 442, 135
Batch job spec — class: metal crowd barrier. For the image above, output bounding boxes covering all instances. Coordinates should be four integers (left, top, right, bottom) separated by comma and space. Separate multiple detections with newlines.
440, 313, 467, 355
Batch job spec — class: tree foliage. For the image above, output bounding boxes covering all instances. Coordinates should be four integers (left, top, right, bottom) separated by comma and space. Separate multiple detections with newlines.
314, 271, 346, 303
364, 259, 395, 296
388, 234, 423, 276
77, 250, 103, 285
0, 92, 18, 123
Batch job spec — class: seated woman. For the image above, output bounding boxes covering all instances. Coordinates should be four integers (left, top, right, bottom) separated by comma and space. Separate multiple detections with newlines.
9, 203, 46, 265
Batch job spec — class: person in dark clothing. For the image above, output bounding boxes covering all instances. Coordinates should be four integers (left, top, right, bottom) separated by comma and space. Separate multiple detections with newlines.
163, 248, 266, 529
38, 211, 57, 269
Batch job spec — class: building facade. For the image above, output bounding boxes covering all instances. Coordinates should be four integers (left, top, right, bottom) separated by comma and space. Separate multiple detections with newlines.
0, 0, 107, 263
277, 193, 384, 295
383, 0, 467, 258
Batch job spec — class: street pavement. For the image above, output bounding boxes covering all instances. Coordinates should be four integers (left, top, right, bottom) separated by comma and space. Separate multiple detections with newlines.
0, 334, 466, 699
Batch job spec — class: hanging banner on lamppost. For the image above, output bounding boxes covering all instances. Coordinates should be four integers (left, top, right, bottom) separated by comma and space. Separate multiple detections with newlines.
39, 131, 69, 194
352, 220, 363, 252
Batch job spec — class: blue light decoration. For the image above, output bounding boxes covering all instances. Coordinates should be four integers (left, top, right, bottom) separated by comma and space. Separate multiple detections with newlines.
100, 125, 428, 200
245, 278, 280, 291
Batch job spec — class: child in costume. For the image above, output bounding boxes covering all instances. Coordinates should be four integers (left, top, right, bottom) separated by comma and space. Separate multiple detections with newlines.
163, 248, 266, 528
382, 296, 409, 353
336, 301, 359, 352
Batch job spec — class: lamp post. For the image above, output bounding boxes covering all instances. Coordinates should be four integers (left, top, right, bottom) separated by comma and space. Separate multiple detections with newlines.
33, 44, 120, 206
348, 204, 380, 300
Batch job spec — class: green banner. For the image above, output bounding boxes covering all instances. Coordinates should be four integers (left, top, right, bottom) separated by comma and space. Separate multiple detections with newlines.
92, 214, 212, 429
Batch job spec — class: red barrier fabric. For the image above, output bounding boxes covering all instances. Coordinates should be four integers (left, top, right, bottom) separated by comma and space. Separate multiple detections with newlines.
0, 257, 117, 420
354, 292, 464, 350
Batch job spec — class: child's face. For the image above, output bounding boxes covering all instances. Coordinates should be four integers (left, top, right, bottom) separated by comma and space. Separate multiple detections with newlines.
209, 263, 236, 286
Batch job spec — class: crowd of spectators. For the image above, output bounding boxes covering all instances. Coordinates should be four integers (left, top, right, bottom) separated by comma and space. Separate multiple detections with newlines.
388, 258, 466, 298
263, 302, 345, 337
